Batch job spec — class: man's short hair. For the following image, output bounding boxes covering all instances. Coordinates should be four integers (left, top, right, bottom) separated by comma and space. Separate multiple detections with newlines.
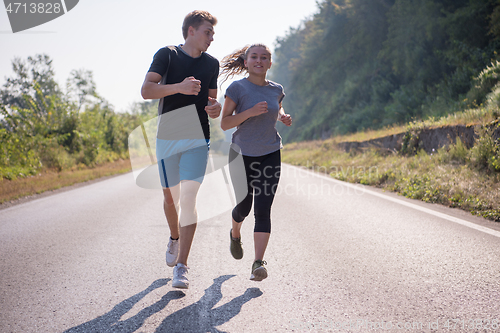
182, 10, 217, 39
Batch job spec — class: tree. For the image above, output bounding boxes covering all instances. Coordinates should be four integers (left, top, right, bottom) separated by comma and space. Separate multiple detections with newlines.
1, 54, 60, 111
269, 0, 500, 141
66, 69, 101, 111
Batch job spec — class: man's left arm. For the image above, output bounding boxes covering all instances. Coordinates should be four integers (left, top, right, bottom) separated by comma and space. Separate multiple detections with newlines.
205, 89, 221, 119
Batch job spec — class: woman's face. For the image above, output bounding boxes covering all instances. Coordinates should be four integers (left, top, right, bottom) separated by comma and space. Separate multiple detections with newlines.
244, 46, 272, 75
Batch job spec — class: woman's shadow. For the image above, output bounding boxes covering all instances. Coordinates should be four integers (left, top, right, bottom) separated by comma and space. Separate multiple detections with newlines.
64, 275, 262, 333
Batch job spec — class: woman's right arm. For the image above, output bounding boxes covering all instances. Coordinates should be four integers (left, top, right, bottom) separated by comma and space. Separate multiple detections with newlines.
220, 97, 268, 131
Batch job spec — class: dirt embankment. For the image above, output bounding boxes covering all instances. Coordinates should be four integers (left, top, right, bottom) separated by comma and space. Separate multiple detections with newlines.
338, 123, 500, 153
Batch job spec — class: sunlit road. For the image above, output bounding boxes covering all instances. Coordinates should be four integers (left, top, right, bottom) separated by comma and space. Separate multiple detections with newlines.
1, 164, 500, 332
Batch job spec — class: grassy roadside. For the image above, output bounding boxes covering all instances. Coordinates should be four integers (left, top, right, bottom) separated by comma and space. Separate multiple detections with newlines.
282, 111, 500, 222
331, 106, 499, 144
0, 159, 131, 205
2, 103, 499, 221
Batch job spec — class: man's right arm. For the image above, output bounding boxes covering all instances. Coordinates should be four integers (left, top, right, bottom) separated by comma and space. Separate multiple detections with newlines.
141, 73, 202, 100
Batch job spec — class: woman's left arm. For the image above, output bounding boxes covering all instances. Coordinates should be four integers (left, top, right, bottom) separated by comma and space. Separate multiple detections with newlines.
278, 102, 292, 127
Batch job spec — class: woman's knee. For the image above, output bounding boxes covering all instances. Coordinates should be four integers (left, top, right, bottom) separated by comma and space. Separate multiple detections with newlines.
232, 203, 251, 223
254, 216, 271, 233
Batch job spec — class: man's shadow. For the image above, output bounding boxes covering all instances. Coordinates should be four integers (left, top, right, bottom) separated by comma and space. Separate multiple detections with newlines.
155, 275, 262, 333
64, 275, 262, 333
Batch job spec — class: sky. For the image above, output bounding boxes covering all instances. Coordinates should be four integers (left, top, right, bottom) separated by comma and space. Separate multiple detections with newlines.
0, 0, 320, 112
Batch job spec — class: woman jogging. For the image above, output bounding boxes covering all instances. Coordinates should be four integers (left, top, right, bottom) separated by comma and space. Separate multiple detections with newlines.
220, 44, 292, 281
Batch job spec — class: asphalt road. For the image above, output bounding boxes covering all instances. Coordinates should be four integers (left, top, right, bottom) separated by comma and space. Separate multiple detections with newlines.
1, 164, 500, 333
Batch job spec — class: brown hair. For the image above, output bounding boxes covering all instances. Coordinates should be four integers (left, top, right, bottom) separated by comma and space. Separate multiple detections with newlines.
182, 10, 217, 39
219, 44, 272, 84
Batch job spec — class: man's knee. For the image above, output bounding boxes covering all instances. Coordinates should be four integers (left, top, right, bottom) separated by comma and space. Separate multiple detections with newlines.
163, 189, 179, 208
179, 192, 197, 211
164, 197, 178, 209
178, 181, 200, 210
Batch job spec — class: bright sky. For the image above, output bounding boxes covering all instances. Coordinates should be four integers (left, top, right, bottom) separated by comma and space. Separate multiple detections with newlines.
0, 0, 320, 112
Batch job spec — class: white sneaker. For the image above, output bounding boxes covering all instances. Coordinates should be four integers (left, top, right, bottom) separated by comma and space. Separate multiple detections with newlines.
172, 263, 189, 289
166, 238, 179, 267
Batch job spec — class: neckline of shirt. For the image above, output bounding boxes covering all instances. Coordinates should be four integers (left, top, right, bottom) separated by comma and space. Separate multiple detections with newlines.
177, 44, 203, 59
243, 77, 271, 87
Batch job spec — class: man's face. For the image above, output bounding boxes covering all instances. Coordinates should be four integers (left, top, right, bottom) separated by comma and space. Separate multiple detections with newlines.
189, 20, 215, 52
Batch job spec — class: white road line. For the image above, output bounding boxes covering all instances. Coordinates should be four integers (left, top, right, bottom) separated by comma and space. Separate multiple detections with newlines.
286, 164, 500, 239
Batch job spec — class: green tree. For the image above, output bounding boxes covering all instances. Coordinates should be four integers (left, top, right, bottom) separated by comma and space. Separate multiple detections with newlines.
270, 0, 500, 142
1, 54, 60, 111
66, 69, 101, 111
0, 54, 144, 178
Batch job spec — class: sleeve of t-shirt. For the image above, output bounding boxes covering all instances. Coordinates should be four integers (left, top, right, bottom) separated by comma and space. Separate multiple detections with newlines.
147, 47, 170, 76
224, 81, 240, 104
209, 60, 219, 90
278, 84, 285, 104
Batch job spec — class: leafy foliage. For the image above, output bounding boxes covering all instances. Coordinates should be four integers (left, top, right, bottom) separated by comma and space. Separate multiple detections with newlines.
0, 54, 146, 180
271, 0, 500, 142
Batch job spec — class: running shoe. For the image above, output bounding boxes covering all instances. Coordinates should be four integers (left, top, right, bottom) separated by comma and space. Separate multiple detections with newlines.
172, 263, 189, 289
250, 260, 268, 281
166, 237, 179, 267
230, 229, 243, 260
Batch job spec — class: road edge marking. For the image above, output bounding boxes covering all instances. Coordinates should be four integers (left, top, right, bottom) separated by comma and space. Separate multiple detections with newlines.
285, 164, 500, 239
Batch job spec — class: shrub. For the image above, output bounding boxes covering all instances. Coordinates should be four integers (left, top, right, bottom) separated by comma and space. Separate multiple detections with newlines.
0, 127, 41, 179
470, 124, 500, 172
450, 137, 469, 163
472, 61, 500, 107
39, 138, 76, 171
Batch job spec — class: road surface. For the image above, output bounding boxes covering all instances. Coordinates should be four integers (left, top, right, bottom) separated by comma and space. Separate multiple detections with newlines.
1, 164, 499, 332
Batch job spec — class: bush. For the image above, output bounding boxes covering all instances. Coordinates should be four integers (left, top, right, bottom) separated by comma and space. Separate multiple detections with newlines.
39, 138, 76, 171
485, 82, 500, 110
450, 137, 469, 163
0, 127, 41, 179
0, 56, 149, 180
471, 61, 500, 107
470, 124, 500, 172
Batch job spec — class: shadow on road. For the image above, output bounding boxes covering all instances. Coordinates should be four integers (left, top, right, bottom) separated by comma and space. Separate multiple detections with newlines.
155, 275, 263, 333
64, 275, 262, 333
63, 278, 181, 332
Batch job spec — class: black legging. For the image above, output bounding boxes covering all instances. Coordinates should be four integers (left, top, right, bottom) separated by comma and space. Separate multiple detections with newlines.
229, 149, 281, 233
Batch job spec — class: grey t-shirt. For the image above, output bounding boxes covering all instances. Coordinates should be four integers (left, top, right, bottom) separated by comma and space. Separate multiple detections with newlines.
225, 78, 285, 156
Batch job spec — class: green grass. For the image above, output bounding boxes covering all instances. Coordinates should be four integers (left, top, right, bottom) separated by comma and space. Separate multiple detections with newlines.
330, 105, 499, 144
282, 107, 500, 222
0, 159, 131, 204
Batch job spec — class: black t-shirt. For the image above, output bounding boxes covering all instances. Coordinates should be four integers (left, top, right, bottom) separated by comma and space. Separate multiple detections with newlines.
148, 45, 219, 140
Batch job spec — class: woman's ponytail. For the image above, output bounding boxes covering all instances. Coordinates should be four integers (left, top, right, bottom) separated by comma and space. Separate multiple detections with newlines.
219, 45, 250, 84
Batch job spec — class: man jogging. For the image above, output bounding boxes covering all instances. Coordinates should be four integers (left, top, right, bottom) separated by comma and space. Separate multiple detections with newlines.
141, 10, 221, 289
